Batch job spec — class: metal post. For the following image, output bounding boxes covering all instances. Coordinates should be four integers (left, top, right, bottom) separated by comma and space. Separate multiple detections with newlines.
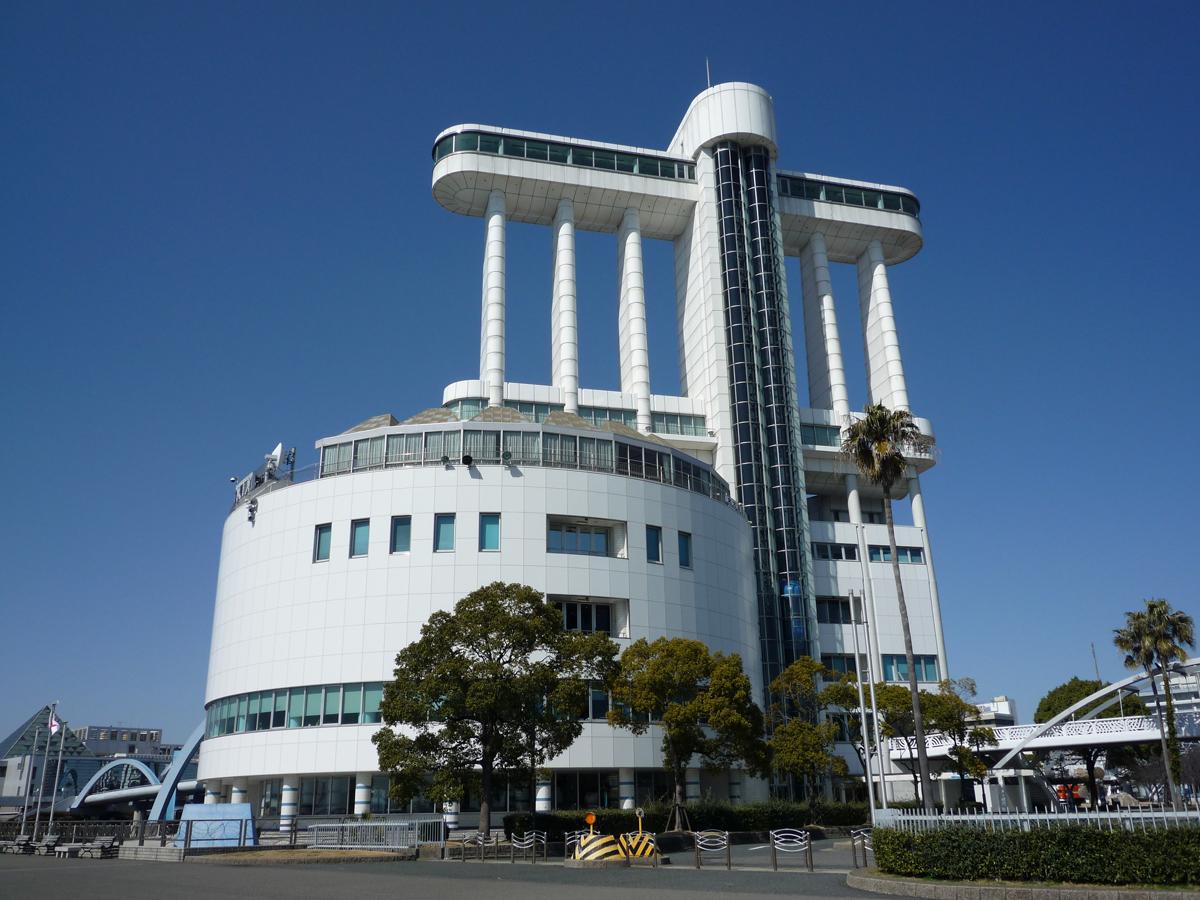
33, 704, 58, 841
20, 726, 41, 833
850, 591, 877, 824
46, 722, 67, 835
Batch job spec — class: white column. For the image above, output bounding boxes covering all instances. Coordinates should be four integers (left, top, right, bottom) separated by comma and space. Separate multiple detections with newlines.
353, 772, 372, 817
228, 779, 247, 806
857, 239, 909, 411
280, 776, 299, 832
481, 190, 506, 407
617, 208, 652, 433
800, 233, 850, 419
534, 776, 552, 813
685, 768, 701, 804
909, 475, 949, 672
442, 800, 459, 830
203, 781, 221, 805
618, 767, 635, 810
552, 199, 579, 413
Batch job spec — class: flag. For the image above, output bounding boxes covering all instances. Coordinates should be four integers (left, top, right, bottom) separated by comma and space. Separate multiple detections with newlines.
48, 711, 60, 736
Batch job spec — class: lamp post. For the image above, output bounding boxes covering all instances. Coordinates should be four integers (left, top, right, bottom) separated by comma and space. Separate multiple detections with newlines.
849, 591, 876, 824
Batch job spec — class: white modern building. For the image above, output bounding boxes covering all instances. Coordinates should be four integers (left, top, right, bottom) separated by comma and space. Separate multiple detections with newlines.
197, 82, 949, 822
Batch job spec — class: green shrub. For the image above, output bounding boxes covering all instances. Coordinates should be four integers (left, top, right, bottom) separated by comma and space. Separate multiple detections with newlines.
872, 826, 1200, 885
502, 800, 868, 840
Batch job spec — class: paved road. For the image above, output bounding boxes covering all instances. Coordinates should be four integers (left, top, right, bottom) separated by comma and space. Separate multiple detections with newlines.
0, 851, 877, 900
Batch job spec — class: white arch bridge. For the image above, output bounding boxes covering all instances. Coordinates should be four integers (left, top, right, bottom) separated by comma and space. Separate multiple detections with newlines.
888, 657, 1200, 771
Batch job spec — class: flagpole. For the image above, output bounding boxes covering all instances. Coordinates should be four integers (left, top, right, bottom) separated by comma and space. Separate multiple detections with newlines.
47, 717, 68, 833
32, 702, 57, 840
19, 725, 41, 833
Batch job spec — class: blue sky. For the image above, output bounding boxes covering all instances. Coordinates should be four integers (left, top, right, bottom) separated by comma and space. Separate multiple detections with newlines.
2, 2, 1197, 742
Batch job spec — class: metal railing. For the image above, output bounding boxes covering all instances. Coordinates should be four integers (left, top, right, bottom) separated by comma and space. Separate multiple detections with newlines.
309, 821, 417, 850
877, 805, 1200, 833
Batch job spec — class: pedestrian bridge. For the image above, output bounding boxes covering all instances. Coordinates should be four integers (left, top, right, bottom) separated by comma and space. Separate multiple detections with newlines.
890, 711, 1200, 759
888, 657, 1200, 772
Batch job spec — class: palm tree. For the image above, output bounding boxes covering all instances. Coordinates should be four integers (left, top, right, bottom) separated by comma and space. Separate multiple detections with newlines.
842, 403, 935, 811
1114, 599, 1195, 810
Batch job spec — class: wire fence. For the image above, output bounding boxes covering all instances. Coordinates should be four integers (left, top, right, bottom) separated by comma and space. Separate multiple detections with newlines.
309, 821, 417, 850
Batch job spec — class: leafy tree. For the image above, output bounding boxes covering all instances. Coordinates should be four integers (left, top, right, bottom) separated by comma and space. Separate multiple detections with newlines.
1113, 598, 1195, 810
607, 637, 770, 830
872, 681, 938, 801
842, 403, 936, 810
925, 678, 995, 804
373, 582, 618, 831
768, 657, 849, 798
1033, 676, 1146, 809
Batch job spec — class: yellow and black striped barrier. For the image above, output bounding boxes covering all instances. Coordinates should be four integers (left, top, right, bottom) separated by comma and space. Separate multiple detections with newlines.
575, 832, 627, 861
619, 831, 658, 866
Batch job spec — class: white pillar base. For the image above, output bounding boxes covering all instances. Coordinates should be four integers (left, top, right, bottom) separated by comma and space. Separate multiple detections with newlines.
280, 777, 299, 832
618, 768, 635, 810
353, 772, 372, 817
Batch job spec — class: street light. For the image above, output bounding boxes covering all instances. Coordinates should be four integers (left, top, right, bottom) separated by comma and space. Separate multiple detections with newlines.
848, 591, 876, 825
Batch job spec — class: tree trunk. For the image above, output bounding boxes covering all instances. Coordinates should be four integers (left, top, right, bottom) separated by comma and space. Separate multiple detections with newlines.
1084, 748, 1100, 810
1161, 664, 1183, 811
1146, 672, 1178, 807
884, 489, 935, 811
479, 759, 492, 837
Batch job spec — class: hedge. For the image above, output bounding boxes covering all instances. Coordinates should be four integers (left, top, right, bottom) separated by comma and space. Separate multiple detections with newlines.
873, 826, 1200, 885
503, 800, 869, 840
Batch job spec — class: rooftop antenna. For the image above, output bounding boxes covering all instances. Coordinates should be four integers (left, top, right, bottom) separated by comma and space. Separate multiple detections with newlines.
705, 57, 711, 88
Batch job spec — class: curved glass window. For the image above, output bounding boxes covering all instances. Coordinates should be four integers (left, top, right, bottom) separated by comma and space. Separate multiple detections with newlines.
777, 173, 919, 218
206, 681, 386, 738
433, 131, 696, 182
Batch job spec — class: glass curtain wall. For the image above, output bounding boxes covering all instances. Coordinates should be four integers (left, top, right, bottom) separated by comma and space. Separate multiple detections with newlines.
711, 140, 809, 695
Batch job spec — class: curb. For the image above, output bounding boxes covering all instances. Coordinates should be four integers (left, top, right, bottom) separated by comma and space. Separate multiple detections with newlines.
846, 871, 1200, 900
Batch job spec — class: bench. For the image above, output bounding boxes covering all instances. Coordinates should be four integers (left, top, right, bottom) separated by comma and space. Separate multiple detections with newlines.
0, 835, 32, 854
31, 835, 60, 856
79, 836, 119, 859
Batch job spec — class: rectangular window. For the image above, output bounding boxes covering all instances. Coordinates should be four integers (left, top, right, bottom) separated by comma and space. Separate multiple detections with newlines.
590, 684, 610, 720
390, 516, 411, 553
882, 654, 940, 683
821, 653, 856, 675
869, 545, 925, 564
341, 683, 362, 725
434, 514, 456, 552
288, 688, 304, 728
313, 523, 332, 562
350, 519, 370, 557
362, 683, 383, 724
323, 685, 341, 724
273, 691, 287, 728
812, 542, 859, 561
646, 525, 662, 564
546, 518, 616, 557
817, 596, 852, 625
678, 532, 692, 569
555, 600, 614, 635
304, 686, 322, 727
479, 513, 500, 551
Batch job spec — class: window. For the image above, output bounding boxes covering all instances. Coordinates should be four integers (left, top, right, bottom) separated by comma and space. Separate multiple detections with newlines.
303, 686, 322, 727
350, 519, 370, 557
817, 596, 852, 625
678, 531, 692, 568
800, 424, 841, 446
811, 542, 858, 561
390, 516, 411, 553
479, 513, 500, 551
341, 683, 362, 725
868, 545, 925, 564
821, 653, 856, 676
547, 518, 615, 557
434, 514, 456, 552
646, 525, 662, 564
362, 683, 383, 724
883, 654, 939, 683
555, 600, 613, 635
323, 685, 341, 724
313, 524, 332, 562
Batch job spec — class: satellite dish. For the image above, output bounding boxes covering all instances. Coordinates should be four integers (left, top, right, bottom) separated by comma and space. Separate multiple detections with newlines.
461, 454, 474, 467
